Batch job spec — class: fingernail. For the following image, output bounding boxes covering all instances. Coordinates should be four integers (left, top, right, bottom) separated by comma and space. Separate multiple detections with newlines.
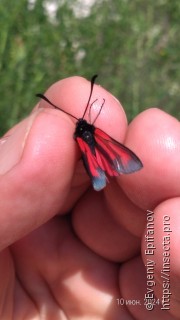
0, 110, 40, 175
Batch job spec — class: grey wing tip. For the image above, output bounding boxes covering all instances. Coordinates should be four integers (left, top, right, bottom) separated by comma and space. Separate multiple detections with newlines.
92, 169, 107, 191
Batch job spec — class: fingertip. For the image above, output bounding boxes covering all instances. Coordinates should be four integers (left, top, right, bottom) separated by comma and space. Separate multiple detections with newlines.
41, 75, 128, 143
0, 108, 77, 249
120, 108, 180, 209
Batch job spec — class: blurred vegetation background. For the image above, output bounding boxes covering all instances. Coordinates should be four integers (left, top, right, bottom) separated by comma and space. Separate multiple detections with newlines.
0, 0, 179, 136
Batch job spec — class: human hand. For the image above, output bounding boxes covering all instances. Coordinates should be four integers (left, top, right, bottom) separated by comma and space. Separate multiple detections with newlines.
0, 76, 179, 319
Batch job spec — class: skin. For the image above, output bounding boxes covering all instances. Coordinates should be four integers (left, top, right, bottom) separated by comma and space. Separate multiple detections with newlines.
0, 76, 179, 319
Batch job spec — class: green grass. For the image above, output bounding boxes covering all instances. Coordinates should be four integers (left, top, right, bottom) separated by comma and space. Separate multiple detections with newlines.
0, 0, 179, 136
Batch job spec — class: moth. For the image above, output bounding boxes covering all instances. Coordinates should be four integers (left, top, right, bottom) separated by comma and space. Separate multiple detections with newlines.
37, 75, 143, 191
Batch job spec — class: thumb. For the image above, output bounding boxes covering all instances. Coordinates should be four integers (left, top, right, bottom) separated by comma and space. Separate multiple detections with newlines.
0, 101, 76, 250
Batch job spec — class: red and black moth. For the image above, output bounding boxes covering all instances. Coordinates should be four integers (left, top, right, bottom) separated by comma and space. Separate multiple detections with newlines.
36, 75, 143, 191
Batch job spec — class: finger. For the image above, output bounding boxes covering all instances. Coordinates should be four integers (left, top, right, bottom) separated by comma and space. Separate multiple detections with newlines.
73, 187, 142, 262
0, 107, 75, 250
0, 76, 126, 249
11, 217, 125, 319
119, 108, 180, 209
41, 76, 128, 211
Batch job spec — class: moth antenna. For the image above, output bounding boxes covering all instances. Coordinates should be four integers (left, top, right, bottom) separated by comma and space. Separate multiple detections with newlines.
82, 74, 98, 119
88, 99, 98, 124
36, 93, 78, 120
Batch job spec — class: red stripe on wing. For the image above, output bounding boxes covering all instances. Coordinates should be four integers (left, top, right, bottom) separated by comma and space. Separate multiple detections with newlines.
76, 137, 107, 191
94, 128, 143, 175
